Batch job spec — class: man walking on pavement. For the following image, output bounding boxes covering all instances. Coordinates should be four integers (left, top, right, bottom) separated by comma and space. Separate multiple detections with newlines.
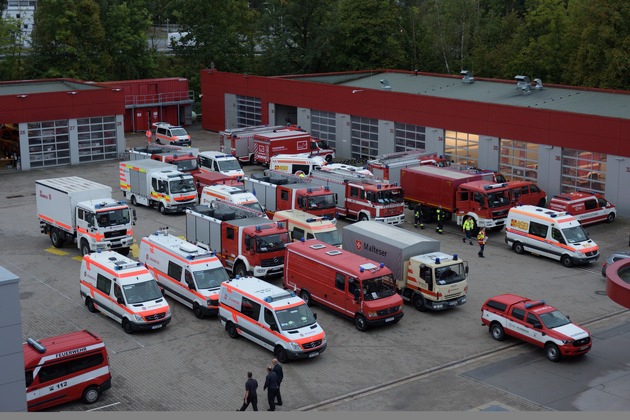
263, 365, 279, 411
271, 358, 283, 406
477, 227, 488, 258
462, 217, 474, 245
435, 205, 444, 234
238, 372, 258, 411
414, 203, 424, 229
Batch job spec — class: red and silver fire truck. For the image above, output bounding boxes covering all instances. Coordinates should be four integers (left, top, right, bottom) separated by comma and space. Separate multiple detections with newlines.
367, 150, 449, 184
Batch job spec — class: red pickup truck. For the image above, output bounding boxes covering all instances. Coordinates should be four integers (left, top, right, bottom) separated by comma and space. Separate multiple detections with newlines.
480, 294, 592, 362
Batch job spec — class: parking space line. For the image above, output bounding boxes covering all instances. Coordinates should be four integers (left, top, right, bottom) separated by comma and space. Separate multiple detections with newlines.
45, 247, 68, 256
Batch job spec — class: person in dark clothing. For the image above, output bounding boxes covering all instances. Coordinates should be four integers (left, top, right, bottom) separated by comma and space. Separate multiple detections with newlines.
263, 365, 279, 411
271, 358, 283, 406
239, 371, 258, 411
414, 203, 424, 229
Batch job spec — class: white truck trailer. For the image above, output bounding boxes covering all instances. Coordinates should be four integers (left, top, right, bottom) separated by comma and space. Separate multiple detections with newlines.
119, 159, 197, 214
342, 221, 468, 311
36, 176, 135, 256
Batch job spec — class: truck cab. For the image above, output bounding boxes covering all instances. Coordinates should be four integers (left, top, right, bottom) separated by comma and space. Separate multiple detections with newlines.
273, 209, 341, 247
198, 151, 245, 179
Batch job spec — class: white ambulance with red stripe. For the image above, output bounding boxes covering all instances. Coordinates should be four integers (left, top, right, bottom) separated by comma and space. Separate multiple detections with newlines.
139, 228, 230, 318
505, 205, 599, 267
23, 330, 111, 411
80, 250, 172, 333
219, 276, 327, 363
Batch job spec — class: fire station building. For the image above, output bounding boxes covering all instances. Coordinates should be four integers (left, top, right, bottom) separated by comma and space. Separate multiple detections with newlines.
200, 69, 630, 217
0, 77, 192, 171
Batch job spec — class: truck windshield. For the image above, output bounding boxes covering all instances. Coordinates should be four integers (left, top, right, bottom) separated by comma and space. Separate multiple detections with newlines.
275, 303, 316, 330
435, 263, 466, 285
538, 310, 571, 329
176, 159, 198, 172
171, 128, 188, 136
307, 194, 336, 209
169, 178, 196, 194
123, 280, 162, 304
561, 225, 589, 244
97, 209, 130, 227
316, 230, 342, 247
486, 191, 510, 208
242, 201, 265, 214
367, 189, 404, 205
193, 266, 229, 290
255, 232, 290, 253
361, 275, 397, 301
314, 139, 329, 150
218, 160, 242, 171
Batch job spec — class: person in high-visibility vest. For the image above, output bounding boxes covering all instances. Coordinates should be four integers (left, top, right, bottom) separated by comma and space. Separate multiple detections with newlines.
462, 217, 474, 245
435, 205, 444, 234
477, 228, 488, 258
414, 203, 424, 229
145, 129, 152, 143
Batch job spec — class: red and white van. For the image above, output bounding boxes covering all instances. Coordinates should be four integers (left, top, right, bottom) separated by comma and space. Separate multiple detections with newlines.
284, 239, 404, 331
548, 192, 616, 226
23, 330, 112, 411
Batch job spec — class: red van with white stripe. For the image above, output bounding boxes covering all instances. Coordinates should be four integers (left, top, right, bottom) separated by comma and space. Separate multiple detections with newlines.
23, 330, 112, 411
219, 276, 327, 363
80, 250, 172, 333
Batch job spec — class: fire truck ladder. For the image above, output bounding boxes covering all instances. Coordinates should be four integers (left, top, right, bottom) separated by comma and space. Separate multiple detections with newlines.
263, 169, 309, 184
210, 199, 267, 219
369, 149, 439, 166
310, 168, 388, 186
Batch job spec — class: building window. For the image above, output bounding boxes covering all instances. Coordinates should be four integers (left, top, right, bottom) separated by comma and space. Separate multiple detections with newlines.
236, 96, 261, 127
77, 116, 117, 163
27, 120, 70, 168
311, 110, 336, 150
500, 139, 539, 182
395, 123, 425, 153
444, 130, 479, 166
350, 116, 378, 160
561, 148, 606, 194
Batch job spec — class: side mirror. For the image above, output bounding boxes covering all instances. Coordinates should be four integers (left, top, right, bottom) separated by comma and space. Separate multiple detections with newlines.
117, 297, 125, 305
532, 322, 542, 329
313, 313, 317, 320
187, 282, 196, 291
270, 323, 279, 332
133, 209, 137, 221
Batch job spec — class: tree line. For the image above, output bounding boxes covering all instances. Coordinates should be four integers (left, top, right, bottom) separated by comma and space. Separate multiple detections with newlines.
1, 0, 628, 97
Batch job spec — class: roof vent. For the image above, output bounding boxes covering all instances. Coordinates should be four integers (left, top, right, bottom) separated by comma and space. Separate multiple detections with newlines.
460, 70, 475, 84
379, 79, 391, 90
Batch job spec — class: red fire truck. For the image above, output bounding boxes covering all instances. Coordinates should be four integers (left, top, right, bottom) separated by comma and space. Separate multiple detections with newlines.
243, 170, 337, 221
219, 125, 288, 164
400, 165, 512, 231
185, 207, 289, 278
367, 150, 449, 184
307, 164, 405, 225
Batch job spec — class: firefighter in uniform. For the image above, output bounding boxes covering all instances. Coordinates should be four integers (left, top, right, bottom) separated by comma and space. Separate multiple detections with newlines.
414, 203, 424, 229
435, 205, 444, 234
462, 217, 474, 245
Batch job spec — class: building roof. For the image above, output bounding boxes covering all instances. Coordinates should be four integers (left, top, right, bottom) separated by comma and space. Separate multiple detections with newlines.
0, 79, 102, 96
289, 71, 630, 120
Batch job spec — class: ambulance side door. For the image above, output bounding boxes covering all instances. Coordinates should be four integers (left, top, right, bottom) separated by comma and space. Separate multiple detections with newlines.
262, 307, 281, 348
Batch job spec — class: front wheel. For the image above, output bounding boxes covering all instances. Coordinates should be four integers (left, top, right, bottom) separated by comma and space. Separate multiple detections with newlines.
233, 262, 248, 278
299, 290, 312, 306
354, 314, 368, 332
226, 322, 239, 338
537, 198, 546, 207
358, 213, 369, 222
193, 302, 204, 319
545, 343, 562, 362
607, 212, 615, 223
130, 195, 138, 206
412, 294, 427, 312
325, 154, 333, 164
159, 203, 166, 215
490, 323, 505, 341
81, 386, 100, 404
122, 318, 134, 334
274, 346, 289, 364
80, 239, 91, 257
561, 254, 573, 268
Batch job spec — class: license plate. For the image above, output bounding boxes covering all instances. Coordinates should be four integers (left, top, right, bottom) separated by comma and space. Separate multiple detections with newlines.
308, 352, 319, 358
385, 317, 394, 322
151, 324, 163, 330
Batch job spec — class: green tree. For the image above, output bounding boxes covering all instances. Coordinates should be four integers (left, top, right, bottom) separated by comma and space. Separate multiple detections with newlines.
327, 0, 406, 71
0, 16, 27, 80
27, 0, 108, 80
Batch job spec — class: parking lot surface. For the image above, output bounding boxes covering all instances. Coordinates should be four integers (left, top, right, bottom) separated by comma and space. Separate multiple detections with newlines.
1, 125, 629, 412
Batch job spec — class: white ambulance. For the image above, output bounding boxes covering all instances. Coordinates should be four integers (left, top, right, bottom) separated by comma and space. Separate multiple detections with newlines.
219, 276, 327, 363
139, 228, 230, 318
272, 209, 341, 247
80, 250, 172, 333
505, 205, 599, 267
269, 153, 327, 176
199, 184, 265, 214
198, 151, 245, 179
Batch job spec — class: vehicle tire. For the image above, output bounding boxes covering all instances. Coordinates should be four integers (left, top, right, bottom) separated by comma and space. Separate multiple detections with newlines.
80, 239, 91, 257
226, 322, 239, 339
354, 314, 368, 332
412, 294, 427, 312
249, 154, 256, 165
561, 254, 573, 268
118, 247, 130, 256
130, 195, 138, 206
81, 386, 100, 404
607, 212, 615, 223
359, 213, 369, 222
325, 154, 333, 164
86, 297, 98, 313
537, 198, 546, 207
421, 206, 433, 223
274, 346, 289, 364
299, 290, 312, 306
490, 323, 505, 341
545, 343, 562, 362
122, 318, 134, 334
50, 228, 65, 248
234, 262, 248, 278
159, 203, 166, 215
193, 302, 204, 319
156, 138, 161, 145
513, 242, 524, 255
